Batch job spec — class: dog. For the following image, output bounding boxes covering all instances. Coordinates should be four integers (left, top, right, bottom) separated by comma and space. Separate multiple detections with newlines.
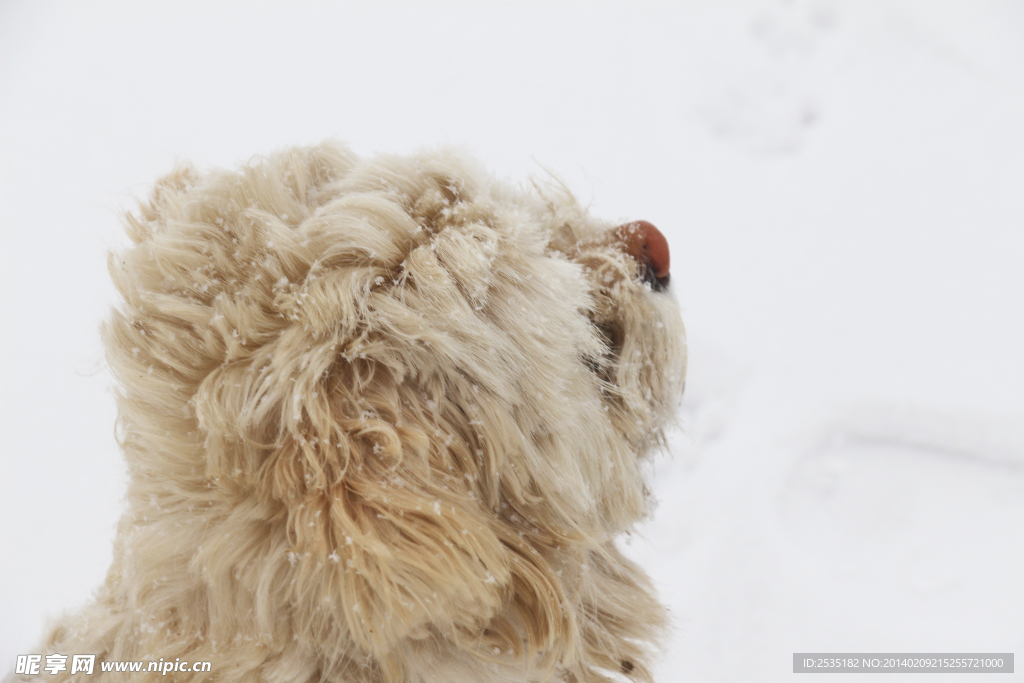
11, 143, 686, 683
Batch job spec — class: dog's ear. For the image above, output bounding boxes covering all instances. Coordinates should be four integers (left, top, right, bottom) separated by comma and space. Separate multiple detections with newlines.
191, 348, 575, 672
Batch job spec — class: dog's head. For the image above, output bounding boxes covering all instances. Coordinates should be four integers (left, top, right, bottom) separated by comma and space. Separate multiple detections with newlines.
105, 143, 685, 680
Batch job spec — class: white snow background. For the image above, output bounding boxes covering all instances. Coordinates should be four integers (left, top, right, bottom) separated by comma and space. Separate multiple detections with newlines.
2, 1, 1022, 681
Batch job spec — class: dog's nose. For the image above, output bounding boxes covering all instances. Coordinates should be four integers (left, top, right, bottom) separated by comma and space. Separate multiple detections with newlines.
614, 220, 670, 291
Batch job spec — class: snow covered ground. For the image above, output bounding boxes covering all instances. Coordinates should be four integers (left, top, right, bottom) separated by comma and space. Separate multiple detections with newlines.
2, 2, 1022, 680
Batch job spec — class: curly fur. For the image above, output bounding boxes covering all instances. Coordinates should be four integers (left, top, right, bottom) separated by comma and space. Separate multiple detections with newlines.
12, 143, 686, 683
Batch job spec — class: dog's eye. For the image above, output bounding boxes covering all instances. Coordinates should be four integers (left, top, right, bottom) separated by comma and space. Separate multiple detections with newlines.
583, 320, 620, 377
595, 321, 620, 355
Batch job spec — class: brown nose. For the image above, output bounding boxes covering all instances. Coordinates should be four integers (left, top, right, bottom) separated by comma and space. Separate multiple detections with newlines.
614, 220, 670, 289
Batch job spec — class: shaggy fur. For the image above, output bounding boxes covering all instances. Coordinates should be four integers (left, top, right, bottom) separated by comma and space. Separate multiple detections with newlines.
12, 143, 686, 683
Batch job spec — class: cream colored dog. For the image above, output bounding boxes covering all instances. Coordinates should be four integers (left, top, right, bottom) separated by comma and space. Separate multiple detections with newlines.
14, 144, 686, 683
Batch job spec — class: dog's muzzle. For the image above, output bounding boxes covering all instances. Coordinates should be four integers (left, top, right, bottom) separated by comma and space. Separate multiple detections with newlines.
614, 220, 671, 292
